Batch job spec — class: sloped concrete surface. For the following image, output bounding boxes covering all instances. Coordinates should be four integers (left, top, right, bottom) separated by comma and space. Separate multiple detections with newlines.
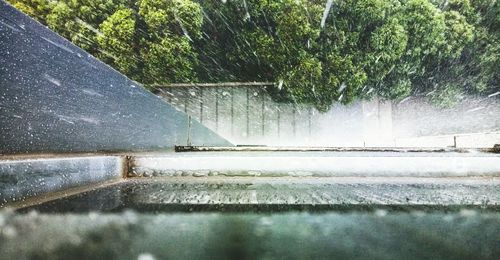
0, 1, 231, 154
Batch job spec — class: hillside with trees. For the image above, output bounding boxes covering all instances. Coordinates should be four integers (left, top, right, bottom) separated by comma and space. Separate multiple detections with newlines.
7, 0, 499, 111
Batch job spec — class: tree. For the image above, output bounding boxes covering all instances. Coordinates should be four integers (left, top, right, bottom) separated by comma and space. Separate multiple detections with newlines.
8, 0, 202, 84
7, 0, 499, 111
97, 8, 139, 77
196, 0, 479, 110
137, 0, 202, 83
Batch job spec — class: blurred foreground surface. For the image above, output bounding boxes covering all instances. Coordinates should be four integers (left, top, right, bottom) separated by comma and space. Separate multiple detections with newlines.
0, 209, 498, 260
1, 174, 498, 260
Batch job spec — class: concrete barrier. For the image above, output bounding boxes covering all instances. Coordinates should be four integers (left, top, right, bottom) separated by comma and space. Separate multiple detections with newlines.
0, 155, 124, 206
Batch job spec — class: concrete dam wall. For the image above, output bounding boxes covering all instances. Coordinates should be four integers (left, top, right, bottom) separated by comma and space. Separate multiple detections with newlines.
156, 84, 500, 147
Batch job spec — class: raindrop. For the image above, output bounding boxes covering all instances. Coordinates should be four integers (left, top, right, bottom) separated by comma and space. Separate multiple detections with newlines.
320, 0, 334, 29
137, 253, 156, 260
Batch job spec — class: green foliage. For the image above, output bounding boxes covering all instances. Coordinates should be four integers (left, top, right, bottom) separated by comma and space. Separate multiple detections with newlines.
8, 0, 201, 84
429, 83, 464, 108
7, 0, 499, 110
46, 2, 75, 39
197, 0, 492, 110
137, 0, 202, 83
442, 10, 473, 57
138, 0, 202, 39
97, 8, 138, 76
7, 0, 52, 21
141, 35, 198, 83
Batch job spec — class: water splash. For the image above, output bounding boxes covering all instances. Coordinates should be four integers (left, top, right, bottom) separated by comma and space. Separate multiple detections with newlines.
320, 0, 334, 29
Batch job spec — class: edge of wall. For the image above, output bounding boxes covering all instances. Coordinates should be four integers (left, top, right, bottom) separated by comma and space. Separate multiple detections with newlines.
0, 155, 125, 206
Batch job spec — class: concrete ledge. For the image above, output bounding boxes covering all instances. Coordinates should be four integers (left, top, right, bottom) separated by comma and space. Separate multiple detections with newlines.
0, 155, 125, 206
130, 152, 500, 177
395, 131, 500, 148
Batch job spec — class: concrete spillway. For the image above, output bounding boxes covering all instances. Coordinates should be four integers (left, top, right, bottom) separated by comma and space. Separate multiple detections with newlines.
1, 149, 500, 259
2, 150, 499, 209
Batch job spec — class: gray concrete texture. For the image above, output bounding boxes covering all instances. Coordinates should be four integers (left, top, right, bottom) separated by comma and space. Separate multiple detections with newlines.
20, 176, 499, 212
123, 177, 499, 208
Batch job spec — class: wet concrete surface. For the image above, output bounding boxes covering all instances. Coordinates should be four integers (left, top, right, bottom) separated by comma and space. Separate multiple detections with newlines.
2, 151, 499, 259
2, 167, 499, 259
20, 177, 499, 213
0, 209, 498, 259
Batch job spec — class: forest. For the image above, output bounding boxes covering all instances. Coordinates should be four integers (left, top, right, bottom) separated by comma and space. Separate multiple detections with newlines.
7, 0, 499, 111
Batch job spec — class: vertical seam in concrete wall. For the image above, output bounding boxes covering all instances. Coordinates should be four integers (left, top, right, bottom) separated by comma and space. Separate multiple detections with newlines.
293, 106, 296, 137
262, 88, 265, 136
277, 104, 281, 138
187, 115, 192, 146
200, 88, 204, 123
246, 88, 250, 138
123, 155, 131, 178
231, 88, 234, 137
215, 86, 219, 132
